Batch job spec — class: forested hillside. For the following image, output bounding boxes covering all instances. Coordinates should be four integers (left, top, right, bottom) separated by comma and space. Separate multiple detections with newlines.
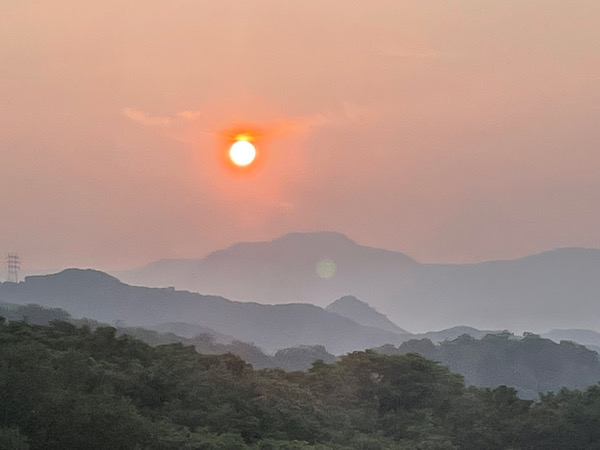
377, 333, 600, 399
0, 302, 337, 371
1, 318, 600, 449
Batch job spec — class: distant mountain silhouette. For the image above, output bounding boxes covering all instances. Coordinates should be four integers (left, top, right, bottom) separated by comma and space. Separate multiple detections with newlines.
398, 247, 600, 332
413, 326, 505, 342
325, 295, 406, 334
0, 269, 407, 354
118, 233, 600, 333
0, 303, 336, 372
4, 297, 599, 393
542, 329, 600, 349
376, 332, 600, 399
147, 322, 235, 341
118, 230, 417, 309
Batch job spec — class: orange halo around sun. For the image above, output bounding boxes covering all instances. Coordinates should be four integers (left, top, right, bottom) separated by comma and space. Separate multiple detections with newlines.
219, 128, 263, 173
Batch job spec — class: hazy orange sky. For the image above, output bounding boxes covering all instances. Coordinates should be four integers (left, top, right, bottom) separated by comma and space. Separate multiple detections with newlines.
2, 0, 599, 271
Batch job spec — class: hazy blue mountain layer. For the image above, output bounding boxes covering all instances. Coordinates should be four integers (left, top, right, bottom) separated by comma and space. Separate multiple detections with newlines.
3, 300, 599, 395
0, 270, 408, 354
117, 232, 600, 333
0, 301, 337, 371
325, 295, 407, 334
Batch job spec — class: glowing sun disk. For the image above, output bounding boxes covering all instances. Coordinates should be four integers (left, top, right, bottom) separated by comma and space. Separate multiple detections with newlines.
229, 140, 256, 166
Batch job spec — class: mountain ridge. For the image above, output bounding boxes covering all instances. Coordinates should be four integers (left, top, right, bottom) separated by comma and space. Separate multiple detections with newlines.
325, 295, 407, 334
116, 232, 600, 333
1, 268, 409, 354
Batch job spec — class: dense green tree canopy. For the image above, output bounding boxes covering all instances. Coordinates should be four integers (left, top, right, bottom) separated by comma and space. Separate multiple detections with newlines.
1, 318, 599, 449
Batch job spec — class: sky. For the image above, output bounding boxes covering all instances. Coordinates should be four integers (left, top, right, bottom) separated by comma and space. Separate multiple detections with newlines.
1, 0, 599, 271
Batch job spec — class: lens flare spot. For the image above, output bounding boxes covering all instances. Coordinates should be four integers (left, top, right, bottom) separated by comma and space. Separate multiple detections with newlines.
316, 258, 336, 279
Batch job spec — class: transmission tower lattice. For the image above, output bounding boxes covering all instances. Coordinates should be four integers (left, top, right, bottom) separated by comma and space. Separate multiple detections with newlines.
6, 253, 20, 283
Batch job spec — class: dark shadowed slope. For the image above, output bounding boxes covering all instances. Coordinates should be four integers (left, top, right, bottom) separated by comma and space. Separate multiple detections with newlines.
0, 269, 407, 354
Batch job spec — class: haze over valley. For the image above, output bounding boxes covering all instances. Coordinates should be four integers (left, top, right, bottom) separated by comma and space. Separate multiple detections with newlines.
117, 231, 600, 334
3, 0, 600, 447
3, 232, 600, 446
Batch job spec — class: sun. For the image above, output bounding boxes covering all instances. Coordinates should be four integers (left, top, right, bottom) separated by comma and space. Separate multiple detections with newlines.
229, 140, 256, 167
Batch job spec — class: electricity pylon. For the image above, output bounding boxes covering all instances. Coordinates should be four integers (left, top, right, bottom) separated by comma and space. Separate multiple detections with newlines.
6, 253, 20, 283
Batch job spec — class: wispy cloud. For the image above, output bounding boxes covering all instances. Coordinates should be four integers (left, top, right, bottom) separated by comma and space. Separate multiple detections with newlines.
121, 107, 172, 127
276, 112, 334, 134
278, 103, 376, 132
121, 102, 371, 145
176, 110, 203, 120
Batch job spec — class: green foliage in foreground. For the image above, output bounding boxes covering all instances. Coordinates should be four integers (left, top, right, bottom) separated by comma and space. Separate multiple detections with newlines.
1, 318, 599, 449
